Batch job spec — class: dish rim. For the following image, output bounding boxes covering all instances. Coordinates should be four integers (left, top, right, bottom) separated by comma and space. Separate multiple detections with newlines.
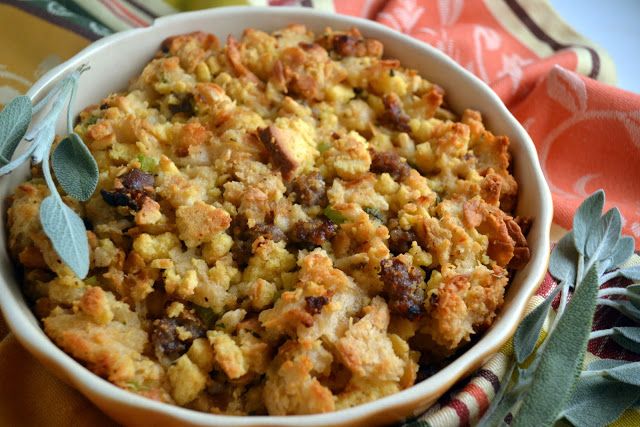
0, 6, 553, 426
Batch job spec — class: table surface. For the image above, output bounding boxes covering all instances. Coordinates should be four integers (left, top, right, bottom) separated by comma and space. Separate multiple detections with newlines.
550, 0, 640, 94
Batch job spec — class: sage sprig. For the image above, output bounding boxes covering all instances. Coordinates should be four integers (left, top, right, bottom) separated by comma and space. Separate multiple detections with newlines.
477, 190, 640, 427
0, 65, 97, 278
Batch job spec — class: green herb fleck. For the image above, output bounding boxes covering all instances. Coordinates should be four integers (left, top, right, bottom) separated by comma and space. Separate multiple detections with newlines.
125, 380, 148, 392
85, 115, 98, 126
364, 206, 383, 221
84, 275, 98, 286
194, 305, 216, 328
323, 206, 346, 224
317, 141, 331, 153
137, 154, 159, 173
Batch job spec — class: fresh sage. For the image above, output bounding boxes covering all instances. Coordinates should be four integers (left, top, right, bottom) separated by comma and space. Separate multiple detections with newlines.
477, 190, 640, 426
512, 266, 599, 427
582, 359, 640, 386
548, 231, 578, 286
51, 133, 98, 201
572, 189, 603, 254
0, 96, 32, 165
585, 208, 621, 263
0, 65, 96, 278
612, 329, 640, 353
513, 285, 562, 364
558, 374, 640, 427
40, 195, 89, 278
604, 236, 635, 271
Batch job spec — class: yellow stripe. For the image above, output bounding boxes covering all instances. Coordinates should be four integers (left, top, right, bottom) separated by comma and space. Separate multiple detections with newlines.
0, 4, 89, 106
484, 0, 615, 84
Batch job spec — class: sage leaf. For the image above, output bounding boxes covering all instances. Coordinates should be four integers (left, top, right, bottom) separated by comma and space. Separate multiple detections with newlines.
40, 195, 89, 278
52, 133, 98, 201
587, 358, 628, 370
610, 327, 640, 353
628, 284, 640, 309
514, 285, 562, 364
559, 375, 640, 427
573, 190, 604, 255
0, 96, 32, 165
585, 208, 622, 262
619, 265, 640, 281
604, 236, 635, 271
549, 232, 578, 285
587, 359, 640, 386
512, 266, 600, 427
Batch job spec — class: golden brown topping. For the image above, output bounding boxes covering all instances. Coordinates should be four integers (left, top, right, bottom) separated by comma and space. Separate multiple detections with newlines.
173, 122, 211, 157
379, 258, 425, 320
464, 198, 529, 269
226, 35, 262, 85
257, 125, 299, 181
421, 85, 444, 118
159, 31, 219, 72
480, 173, 502, 206
316, 28, 383, 58
175, 201, 231, 248
506, 216, 531, 269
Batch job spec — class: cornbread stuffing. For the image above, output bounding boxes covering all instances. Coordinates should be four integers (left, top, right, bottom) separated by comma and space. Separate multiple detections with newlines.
7, 26, 531, 415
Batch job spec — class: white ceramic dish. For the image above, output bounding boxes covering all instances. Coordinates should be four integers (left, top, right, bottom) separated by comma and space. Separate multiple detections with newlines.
0, 6, 552, 427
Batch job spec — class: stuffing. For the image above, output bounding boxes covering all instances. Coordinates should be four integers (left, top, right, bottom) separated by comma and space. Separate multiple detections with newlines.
44, 287, 168, 400
208, 330, 249, 379
8, 25, 529, 416
175, 201, 231, 247
327, 175, 389, 212
336, 297, 405, 381
263, 339, 335, 415
323, 131, 371, 180
167, 354, 208, 405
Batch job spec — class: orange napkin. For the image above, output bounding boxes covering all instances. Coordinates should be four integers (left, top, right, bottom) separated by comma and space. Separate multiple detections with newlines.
337, 0, 639, 246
